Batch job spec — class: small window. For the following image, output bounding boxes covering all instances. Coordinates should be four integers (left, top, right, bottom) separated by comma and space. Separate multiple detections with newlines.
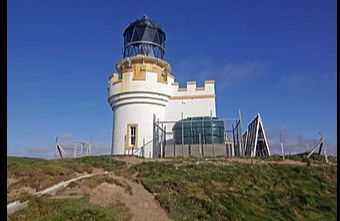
130, 126, 136, 146
127, 124, 138, 148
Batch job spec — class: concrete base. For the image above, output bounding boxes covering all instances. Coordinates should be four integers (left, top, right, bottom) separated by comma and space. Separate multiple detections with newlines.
164, 144, 233, 158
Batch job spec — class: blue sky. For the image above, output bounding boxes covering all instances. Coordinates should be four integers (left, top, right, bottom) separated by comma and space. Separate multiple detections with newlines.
8, 0, 337, 157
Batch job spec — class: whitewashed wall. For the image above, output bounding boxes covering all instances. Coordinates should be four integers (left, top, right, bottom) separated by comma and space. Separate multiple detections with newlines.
165, 98, 216, 121
112, 103, 165, 158
108, 64, 216, 158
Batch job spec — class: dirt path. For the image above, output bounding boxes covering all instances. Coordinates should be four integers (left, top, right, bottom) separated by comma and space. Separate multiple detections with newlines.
99, 156, 318, 221
89, 173, 172, 221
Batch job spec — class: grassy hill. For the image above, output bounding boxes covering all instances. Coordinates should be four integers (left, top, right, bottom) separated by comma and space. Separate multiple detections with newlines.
7, 155, 337, 221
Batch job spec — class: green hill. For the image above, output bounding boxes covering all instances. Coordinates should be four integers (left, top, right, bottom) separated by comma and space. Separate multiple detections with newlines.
7, 155, 337, 221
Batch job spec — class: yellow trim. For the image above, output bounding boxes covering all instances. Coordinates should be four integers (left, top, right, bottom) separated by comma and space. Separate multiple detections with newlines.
204, 80, 215, 84
171, 82, 179, 86
169, 95, 215, 100
118, 62, 168, 83
132, 63, 146, 80
116, 55, 171, 71
116, 56, 171, 85
121, 69, 133, 74
126, 123, 138, 150
178, 88, 187, 92
195, 87, 205, 91
157, 71, 167, 84
187, 81, 196, 85
168, 73, 175, 79
112, 73, 119, 81
112, 80, 122, 85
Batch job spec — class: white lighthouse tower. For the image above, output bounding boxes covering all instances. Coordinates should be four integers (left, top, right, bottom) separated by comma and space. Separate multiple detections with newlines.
108, 16, 216, 158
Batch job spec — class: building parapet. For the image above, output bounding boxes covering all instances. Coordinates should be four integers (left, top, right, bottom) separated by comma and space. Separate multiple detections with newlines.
171, 80, 215, 97
187, 81, 196, 85
108, 74, 215, 103
111, 73, 121, 84
196, 87, 205, 91
108, 71, 173, 101
204, 80, 215, 84
169, 94, 215, 100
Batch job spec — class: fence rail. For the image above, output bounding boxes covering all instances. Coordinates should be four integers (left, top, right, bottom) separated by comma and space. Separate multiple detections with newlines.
152, 114, 242, 158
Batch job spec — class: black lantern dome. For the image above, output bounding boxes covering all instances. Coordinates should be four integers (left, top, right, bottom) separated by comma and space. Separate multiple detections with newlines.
123, 15, 166, 59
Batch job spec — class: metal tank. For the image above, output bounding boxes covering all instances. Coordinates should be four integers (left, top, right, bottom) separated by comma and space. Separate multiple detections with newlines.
172, 117, 225, 145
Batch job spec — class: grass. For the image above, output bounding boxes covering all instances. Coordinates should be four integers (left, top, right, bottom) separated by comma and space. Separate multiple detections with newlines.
237, 153, 337, 164
7, 195, 131, 221
62, 174, 133, 196
7, 156, 127, 203
7, 155, 337, 220
133, 161, 337, 221
66, 156, 128, 175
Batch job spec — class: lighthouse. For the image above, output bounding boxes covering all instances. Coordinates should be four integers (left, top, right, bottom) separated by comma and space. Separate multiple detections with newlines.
108, 16, 216, 158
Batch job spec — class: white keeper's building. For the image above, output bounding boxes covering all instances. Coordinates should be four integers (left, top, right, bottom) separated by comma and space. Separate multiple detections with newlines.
108, 16, 216, 158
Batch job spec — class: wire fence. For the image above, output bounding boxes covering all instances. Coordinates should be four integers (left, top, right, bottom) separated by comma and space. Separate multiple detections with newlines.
152, 114, 243, 158
54, 137, 92, 159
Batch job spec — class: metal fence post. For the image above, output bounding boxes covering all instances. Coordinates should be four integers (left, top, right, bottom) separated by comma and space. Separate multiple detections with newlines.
199, 133, 202, 157
181, 112, 184, 157
54, 136, 58, 159
201, 117, 205, 146
238, 110, 243, 156
162, 126, 166, 158
153, 114, 156, 157
89, 136, 92, 156
142, 138, 145, 158
199, 133, 204, 158
157, 118, 160, 158
211, 112, 215, 157
190, 118, 193, 157
232, 123, 236, 156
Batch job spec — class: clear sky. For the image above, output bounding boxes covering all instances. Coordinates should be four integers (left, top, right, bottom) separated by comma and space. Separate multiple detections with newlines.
8, 0, 337, 157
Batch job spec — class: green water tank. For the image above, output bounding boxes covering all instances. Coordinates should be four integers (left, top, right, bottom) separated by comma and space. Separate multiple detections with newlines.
172, 116, 225, 144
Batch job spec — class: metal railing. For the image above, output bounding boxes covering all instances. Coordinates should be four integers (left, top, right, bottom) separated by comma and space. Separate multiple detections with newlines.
152, 113, 243, 158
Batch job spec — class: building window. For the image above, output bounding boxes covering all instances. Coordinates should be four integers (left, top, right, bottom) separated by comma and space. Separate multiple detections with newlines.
130, 126, 136, 146
127, 124, 138, 149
